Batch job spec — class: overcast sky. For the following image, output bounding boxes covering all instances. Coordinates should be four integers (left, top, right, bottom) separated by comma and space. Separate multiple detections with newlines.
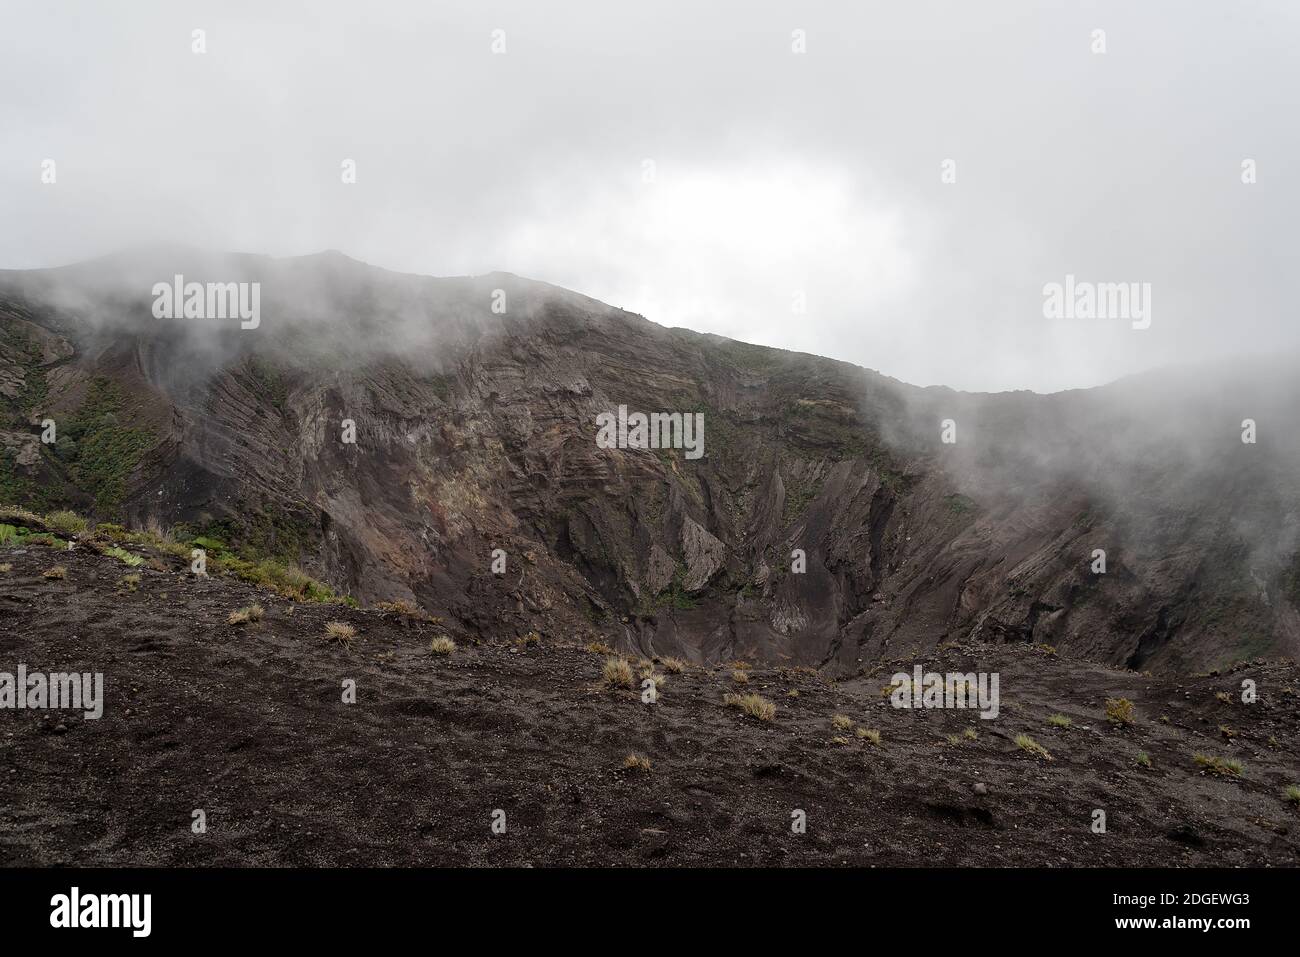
1, 0, 1296, 392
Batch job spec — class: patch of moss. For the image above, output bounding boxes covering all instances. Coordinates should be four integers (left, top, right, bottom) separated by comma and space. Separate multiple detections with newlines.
690, 402, 739, 464
655, 566, 699, 610
781, 472, 819, 526
242, 508, 317, 565
427, 373, 452, 402
631, 564, 700, 616
0, 523, 65, 549
1, 323, 49, 416
101, 545, 144, 567
944, 493, 977, 516
58, 378, 154, 514
0, 447, 53, 510
781, 399, 870, 459
242, 356, 288, 415
210, 551, 351, 604
60, 510, 352, 606
869, 447, 912, 495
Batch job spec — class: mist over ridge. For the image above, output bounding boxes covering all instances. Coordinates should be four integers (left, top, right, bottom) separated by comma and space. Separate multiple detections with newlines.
2, 245, 1297, 674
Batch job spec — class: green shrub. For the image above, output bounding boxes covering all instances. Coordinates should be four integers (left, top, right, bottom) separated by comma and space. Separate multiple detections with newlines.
190, 536, 230, 556
102, 546, 144, 567
44, 511, 88, 536
61, 378, 155, 512
1105, 698, 1136, 725
1015, 734, 1052, 760
723, 692, 777, 721
1194, 754, 1242, 777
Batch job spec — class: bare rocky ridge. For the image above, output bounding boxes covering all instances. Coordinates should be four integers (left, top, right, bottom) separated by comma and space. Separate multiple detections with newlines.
2, 249, 1299, 674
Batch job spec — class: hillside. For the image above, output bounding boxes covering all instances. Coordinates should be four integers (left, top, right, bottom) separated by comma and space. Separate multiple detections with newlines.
2, 249, 1299, 673
1, 533, 1298, 866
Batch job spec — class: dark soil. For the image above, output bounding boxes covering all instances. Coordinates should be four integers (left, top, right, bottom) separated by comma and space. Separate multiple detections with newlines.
1, 543, 1298, 866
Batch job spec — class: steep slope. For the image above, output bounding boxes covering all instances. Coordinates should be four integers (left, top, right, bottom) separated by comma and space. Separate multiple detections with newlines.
2, 249, 1298, 672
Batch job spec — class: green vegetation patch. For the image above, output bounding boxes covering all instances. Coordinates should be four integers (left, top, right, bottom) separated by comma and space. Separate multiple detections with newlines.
944, 493, 978, 516
0, 447, 53, 511
0, 323, 49, 416
57, 377, 155, 514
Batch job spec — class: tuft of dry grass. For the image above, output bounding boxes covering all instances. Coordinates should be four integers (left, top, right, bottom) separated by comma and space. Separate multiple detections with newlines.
856, 727, 882, 745
42, 565, 66, 580
1285, 785, 1300, 806
1104, 697, 1135, 726
375, 599, 437, 622
731, 669, 750, 684
661, 657, 686, 674
831, 714, 854, 731
723, 692, 776, 722
519, 631, 541, 647
622, 753, 651, 772
228, 604, 264, 626
1136, 751, 1152, 768
322, 620, 356, 645
0, 563, 12, 573
1015, 733, 1052, 760
585, 640, 612, 655
831, 735, 852, 746
1048, 714, 1072, 728
962, 727, 978, 741
120, 573, 141, 592
1194, 753, 1242, 777
430, 636, 456, 656
602, 656, 634, 688
43, 510, 87, 536
1215, 691, 1232, 704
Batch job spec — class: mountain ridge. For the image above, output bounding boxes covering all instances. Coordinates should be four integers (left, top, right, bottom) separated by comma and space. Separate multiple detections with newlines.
2, 249, 1298, 673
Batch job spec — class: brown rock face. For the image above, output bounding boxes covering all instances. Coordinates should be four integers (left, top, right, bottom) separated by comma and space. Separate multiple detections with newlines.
2, 249, 1298, 672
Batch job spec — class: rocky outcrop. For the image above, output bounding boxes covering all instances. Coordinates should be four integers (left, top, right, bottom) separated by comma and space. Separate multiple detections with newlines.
2, 249, 1298, 673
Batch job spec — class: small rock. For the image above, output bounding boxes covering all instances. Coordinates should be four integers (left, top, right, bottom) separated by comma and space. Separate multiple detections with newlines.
53, 723, 68, 735
973, 782, 988, 796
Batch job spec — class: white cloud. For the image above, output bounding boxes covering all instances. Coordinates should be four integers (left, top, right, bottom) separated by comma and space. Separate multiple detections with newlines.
1, 0, 1296, 392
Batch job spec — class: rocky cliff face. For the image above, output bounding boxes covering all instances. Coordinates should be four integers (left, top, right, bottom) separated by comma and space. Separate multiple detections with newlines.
3, 249, 1298, 672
